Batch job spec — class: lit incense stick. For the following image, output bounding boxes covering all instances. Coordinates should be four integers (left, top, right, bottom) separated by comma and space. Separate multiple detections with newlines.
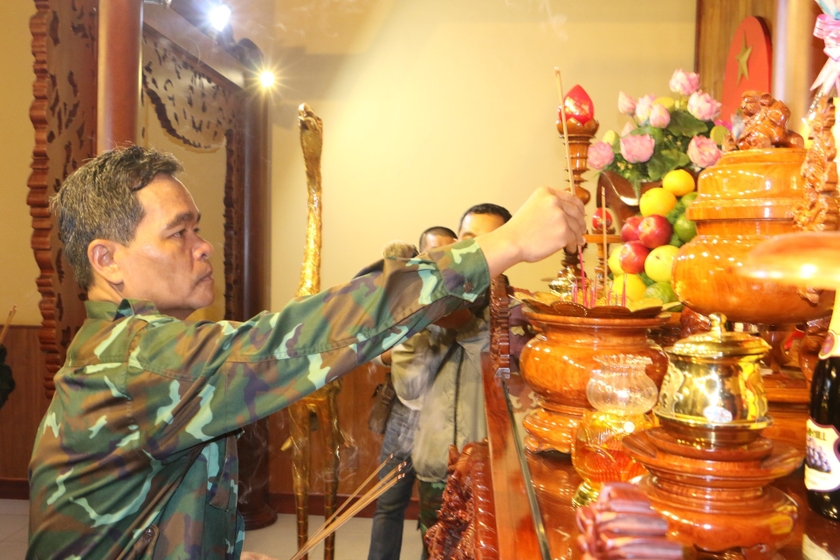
555, 68, 576, 195
622, 273, 627, 307
0, 306, 16, 347
601, 186, 608, 301
578, 247, 587, 308
312, 454, 398, 541
290, 467, 404, 560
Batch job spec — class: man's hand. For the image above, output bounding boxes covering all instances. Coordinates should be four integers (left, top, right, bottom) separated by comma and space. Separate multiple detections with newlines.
476, 187, 586, 277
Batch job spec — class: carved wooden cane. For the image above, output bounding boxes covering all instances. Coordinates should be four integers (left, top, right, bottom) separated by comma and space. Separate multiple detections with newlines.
288, 103, 343, 560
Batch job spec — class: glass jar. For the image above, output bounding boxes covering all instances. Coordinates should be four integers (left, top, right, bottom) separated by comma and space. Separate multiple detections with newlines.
571, 354, 658, 507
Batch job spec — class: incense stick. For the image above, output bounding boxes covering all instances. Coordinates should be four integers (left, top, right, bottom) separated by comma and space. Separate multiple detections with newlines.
622, 273, 628, 307
578, 247, 587, 308
299, 455, 401, 551
0, 306, 16, 347
601, 186, 608, 301
555, 67, 576, 195
290, 467, 404, 560
314, 454, 398, 539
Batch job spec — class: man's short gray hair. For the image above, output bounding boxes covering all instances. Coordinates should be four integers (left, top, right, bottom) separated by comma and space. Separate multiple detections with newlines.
51, 146, 183, 290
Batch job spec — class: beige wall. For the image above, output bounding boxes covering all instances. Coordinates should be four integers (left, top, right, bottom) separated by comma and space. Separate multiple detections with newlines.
0, 1, 697, 326
267, 0, 698, 309
0, 2, 42, 325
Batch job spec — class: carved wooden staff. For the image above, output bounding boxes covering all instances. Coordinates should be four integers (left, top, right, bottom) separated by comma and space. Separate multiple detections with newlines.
288, 103, 343, 560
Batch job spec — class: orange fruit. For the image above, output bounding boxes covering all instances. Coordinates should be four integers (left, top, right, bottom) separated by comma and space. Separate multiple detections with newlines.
662, 169, 695, 197
639, 187, 677, 217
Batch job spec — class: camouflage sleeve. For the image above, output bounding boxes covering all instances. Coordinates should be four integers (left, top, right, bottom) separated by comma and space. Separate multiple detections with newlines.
126, 239, 489, 450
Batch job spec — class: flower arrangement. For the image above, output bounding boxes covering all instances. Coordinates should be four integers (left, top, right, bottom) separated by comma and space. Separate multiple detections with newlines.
587, 69, 725, 191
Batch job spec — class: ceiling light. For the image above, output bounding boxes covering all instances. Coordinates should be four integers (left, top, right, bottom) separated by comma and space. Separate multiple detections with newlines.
208, 4, 231, 32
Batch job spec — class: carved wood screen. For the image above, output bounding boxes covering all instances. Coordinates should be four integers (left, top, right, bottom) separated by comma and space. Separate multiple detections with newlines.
28, 0, 272, 528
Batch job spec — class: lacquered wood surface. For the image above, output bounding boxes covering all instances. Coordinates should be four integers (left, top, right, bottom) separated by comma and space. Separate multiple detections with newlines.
482, 355, 545, 560
483, 355, 840, 560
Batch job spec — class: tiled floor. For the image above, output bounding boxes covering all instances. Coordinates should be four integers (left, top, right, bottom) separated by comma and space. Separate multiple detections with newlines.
0, 499, 422, 560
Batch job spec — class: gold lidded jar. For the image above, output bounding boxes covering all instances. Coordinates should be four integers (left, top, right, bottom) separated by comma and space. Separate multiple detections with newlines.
655, 312, 772, 446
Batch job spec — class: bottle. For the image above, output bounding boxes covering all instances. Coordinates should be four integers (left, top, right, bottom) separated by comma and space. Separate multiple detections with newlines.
805, 311, 840, 521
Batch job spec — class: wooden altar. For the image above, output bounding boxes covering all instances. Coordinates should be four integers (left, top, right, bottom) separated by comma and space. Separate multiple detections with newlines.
447, 353, 840, 560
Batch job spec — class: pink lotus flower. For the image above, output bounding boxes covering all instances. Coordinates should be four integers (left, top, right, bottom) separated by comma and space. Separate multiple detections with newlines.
634, 95, 656, 123
687, 91, 721, 121
620, 122, 636, 137
649, 103, 671, 128
587, 141, 615, 170
620, 134, 655, 163
618, 92, 636, 115
669, 69, 700, 96
687, 135, 721, 168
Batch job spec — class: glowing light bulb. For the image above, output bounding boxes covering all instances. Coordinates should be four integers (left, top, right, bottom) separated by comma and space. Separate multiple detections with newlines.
208, 4, 231, 32
259, 71, 276, 89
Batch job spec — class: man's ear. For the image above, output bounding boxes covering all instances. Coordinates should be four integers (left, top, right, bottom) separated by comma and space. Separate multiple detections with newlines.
87, 240, 124, 287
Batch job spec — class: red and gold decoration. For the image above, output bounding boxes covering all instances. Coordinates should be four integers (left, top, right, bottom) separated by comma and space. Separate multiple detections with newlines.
556, 79, 598, 206
720, 17, 773, 124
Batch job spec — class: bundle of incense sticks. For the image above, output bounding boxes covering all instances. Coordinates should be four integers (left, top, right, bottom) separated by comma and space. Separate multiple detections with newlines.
289, 458, 408, 560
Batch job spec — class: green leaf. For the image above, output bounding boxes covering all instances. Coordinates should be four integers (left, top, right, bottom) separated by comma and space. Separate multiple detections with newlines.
632, 125, 664, 144
667, 110, 711, 138
646, 151, 679, 181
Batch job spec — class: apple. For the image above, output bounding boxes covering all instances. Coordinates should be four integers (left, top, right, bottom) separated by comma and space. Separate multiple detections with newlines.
644, 244, 679, 282
592, 208, 613, 232
638, 214, 673, 249
618, 241, 651, 274
620, 215, 643, 242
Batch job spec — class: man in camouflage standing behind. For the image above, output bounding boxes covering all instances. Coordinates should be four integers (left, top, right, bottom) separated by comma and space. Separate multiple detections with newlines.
27, 146, 585, 559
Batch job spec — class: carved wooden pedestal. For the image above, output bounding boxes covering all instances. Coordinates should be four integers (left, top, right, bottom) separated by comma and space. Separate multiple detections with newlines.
625, 428, 803, 559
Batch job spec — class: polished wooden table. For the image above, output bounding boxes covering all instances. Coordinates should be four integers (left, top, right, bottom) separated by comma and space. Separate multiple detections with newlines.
480, 355, 840, 560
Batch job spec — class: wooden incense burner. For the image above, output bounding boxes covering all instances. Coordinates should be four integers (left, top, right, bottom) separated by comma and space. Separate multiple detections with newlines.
519, 310, 669, 454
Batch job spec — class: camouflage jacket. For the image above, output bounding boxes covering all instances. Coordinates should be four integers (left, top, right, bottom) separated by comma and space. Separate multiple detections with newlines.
27, 241, 489, 560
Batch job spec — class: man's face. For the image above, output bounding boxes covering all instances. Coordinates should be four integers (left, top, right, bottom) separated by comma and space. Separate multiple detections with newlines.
112, 175, 215, 319
423, 233, 457, 251
458, 212, 506, 239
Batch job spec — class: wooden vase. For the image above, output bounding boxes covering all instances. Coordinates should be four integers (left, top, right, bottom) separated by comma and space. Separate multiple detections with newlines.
673, 148, 835, 325
519, 312, 669, 454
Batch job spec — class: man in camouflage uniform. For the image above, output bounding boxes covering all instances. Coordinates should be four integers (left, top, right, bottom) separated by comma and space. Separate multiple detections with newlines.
27, 146, 585, 559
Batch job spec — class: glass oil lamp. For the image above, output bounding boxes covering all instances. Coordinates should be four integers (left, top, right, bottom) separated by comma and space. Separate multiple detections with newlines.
571, 354, 658, 507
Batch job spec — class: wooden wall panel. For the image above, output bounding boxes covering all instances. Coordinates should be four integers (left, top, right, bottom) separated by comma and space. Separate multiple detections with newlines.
0, 326, 50, 481
28, 0, 98, 399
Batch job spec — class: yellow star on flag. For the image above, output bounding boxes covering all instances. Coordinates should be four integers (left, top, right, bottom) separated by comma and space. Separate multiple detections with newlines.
736, 33, 752, 85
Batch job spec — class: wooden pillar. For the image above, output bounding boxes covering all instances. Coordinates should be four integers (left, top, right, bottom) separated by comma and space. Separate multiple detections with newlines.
243, 70, 271, 319
237, 52, 276, 530
97, 0, 142, 152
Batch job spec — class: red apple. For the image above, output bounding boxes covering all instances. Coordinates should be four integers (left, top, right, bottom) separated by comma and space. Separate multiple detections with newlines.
638, 214, 673, 249
591, 208, 613, 232
620, 215, 643, 242
618, 241, 651, 274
